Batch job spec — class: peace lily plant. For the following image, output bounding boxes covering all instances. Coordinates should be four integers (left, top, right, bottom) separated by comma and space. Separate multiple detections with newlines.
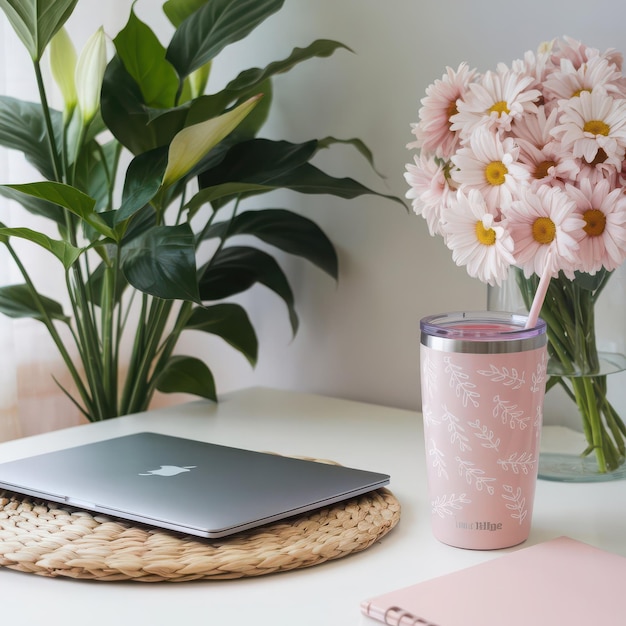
0, 0, 400, 421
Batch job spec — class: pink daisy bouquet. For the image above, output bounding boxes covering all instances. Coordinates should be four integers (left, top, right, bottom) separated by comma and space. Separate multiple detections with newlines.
406, 36, 626, 473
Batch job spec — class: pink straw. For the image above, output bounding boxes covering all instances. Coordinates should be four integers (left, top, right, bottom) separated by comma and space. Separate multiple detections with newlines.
525, 264, 552, 329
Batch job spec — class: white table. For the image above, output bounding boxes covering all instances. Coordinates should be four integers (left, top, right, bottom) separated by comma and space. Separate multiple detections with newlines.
1, 387, 625, 625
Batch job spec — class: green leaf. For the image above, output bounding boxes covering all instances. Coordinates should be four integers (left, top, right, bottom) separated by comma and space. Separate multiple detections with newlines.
121, 223, 201, 302
197, 138, 404, 207
163, 0, 207, 27
317, 136, 386, 179
2, 181, 116, 239
101, 56, 188, 155
205, 209, 338, 279
165, 0, 284, 79
0, 185, 65, 226
0, 0, 78, 61
198, 138, 315, 185
573, 269, 610, 292
155, 355, 216, 401
0, 96, 62, 180
117, 148, 168, 224
0, 284, 68, 322
0, 225, 82, 269
217, 40, 351, 108
199, 245, 298, 334
185, 303, 258, 366
113, 9, 179, 108
185, 182, 270, 217
85, 262, 128, 308
74, 139, 121, 213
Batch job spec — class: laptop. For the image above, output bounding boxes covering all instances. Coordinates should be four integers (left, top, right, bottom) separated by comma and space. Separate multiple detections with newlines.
0, 432, 389, 538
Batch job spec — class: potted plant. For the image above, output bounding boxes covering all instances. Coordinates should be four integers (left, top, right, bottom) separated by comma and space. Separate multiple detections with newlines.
0, 0, 401, 422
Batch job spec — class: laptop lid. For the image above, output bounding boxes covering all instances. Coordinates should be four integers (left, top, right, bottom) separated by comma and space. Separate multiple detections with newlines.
0, 432, 390, 538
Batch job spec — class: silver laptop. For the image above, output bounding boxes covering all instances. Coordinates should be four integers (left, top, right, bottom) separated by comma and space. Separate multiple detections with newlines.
0, 432, 389, 538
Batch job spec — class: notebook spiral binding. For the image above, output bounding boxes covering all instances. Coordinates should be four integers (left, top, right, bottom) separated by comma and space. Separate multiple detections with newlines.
361, 602, 440, 626
385, 606, 439, 626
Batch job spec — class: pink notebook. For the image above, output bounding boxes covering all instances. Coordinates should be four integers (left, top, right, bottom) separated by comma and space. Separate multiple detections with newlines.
361, 536, 626, 626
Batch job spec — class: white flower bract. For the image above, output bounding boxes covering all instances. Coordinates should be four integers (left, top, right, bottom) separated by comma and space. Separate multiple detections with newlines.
442, 189, 516, 286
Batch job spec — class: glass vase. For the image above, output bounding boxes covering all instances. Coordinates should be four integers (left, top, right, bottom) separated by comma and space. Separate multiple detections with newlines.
488, 265, 626, 482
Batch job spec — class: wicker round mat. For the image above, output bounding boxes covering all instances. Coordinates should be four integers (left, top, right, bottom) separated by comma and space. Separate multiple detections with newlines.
0, 486, 400, 582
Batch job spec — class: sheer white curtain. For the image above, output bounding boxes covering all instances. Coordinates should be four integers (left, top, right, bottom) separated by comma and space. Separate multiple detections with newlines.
0, 3, 134, 441
0, 18, 23, 441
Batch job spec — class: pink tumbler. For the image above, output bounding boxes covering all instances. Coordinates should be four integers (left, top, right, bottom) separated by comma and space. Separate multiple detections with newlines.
420, 311, 548, 550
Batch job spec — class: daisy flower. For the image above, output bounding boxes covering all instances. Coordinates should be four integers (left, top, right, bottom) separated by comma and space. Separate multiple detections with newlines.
551, 89, 626, 168
516, 137, 579, 187
441, 189, 515, 286
564, 179, 626, 273
512, 111, 582, 186
542, 56, 625, 103
511, 105, 559, 149
404, 153, 454, 236
504, 185, 585, 277
550, 36, 623, 72
450, 65, 541, 137
410, 62, 477, 158
450, 129, 529, 210
549, 36, 598, 71
511, 49, 551, 98
568, 151, 622, 186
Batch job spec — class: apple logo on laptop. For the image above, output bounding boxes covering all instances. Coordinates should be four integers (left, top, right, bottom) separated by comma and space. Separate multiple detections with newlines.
139, 465, 197, 477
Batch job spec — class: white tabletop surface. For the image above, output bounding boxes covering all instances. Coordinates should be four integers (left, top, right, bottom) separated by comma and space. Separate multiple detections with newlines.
1, 386, 625, 625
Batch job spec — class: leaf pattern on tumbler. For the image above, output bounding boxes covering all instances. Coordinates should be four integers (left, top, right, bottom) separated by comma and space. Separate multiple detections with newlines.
477, 364, 525, 389
443, 356, 479, 407
422, 351, 438, 400
492, 395, 530, 429
497, 452, 536, 475
502, 484, 528, 524
422, 403, 440, 428
428, 438, 448, 479
531, 351, 547, 393
455, 457, 496, 495
431, 493, 471, 518
468, 418, 500, 450
442, 405, 471, 452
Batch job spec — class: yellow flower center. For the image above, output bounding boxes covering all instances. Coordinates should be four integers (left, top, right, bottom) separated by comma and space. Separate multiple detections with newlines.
572, 88, 592, 97
534, 160, 556, 179
583, 208, 606, 237
475, 220, 496, 246
532, 217, 556, 244
488, 100, 510, 117
583, 119, 610, 136
484, 161, 508, 186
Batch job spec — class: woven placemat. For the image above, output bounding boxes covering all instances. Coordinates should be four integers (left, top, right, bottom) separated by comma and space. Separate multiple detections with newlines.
0, 485, 400, 582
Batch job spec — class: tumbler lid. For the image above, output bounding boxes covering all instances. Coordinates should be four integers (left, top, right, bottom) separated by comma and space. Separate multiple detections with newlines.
420, 311, 547, 354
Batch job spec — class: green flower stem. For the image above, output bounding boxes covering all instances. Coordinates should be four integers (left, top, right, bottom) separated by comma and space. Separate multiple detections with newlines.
66, 271, 109, 420
514, 268, 626, 473
120, 295, 149, 415
99, 263, 117, 414
6, 242, 95, 417
580, 376, 607, 471
149, 300, 194, 389
121, 296, 174, 415
33, 60, 63, 183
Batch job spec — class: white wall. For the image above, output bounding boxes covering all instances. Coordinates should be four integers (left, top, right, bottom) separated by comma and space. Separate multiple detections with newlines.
4, 0, 626, 419
186, 0, 626, 413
